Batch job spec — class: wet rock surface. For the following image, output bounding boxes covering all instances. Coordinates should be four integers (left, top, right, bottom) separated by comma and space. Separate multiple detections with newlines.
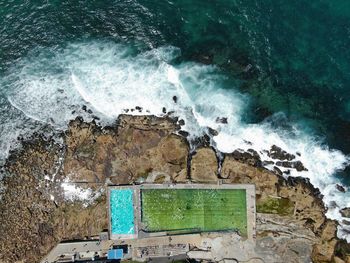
340, 208, 350, 218
269, 145, 296, 161
0, 115, 348, 263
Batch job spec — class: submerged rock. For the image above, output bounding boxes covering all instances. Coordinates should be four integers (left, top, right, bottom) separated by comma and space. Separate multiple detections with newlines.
215, 117, 228, 124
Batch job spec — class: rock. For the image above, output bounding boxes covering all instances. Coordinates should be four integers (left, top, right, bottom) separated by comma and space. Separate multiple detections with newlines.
192, 134, 211, 148
135, 106, 142, 112
334, 256, 346, 263
273, 166, 283, 176
269, 145, 295, 161
340, 208, 350, 218
262, 160, 274, 166
190, 148, 218, 183
162, 107, 166, 114
221, 155, 278, 197
215, 117, 228, 124
276, 160, 308, 171
178, 119, 185, 126
172, 96, 178, 103
82, 105, 87, 111
178, 130, 189, 137
329, 201, 338, 209
336, 184, 346, 193
243, 140, 252, 145
230, 149, 262, 167
208, 127, 218, 136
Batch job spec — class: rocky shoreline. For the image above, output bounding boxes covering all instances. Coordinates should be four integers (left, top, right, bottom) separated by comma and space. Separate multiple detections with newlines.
0, 114, 349, 262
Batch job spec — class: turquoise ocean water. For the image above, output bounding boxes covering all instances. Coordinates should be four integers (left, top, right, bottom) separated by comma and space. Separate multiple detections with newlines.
1, 0, 350, 240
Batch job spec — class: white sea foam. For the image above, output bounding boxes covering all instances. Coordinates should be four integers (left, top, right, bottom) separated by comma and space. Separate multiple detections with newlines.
2, 40, 350, 240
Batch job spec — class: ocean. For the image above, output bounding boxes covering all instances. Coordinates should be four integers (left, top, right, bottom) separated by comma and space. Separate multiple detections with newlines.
1, 0, 350, 240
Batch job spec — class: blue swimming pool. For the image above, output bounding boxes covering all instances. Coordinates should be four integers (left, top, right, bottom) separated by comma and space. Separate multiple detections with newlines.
110, 189, 135, 235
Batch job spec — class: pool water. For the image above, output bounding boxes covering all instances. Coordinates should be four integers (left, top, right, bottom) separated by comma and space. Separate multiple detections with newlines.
110, 189, 135, 235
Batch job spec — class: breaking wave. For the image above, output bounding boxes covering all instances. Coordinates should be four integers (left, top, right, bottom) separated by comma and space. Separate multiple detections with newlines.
1, 40, 350, 240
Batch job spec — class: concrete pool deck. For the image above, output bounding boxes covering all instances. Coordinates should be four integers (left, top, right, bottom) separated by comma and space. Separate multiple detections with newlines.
108, 183, 256, 241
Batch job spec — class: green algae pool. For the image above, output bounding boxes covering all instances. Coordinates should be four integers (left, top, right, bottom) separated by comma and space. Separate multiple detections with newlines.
141, 189, 247, 236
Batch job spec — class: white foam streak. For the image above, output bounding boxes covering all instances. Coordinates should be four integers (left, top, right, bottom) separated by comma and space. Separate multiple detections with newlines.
4, 40, 350, 241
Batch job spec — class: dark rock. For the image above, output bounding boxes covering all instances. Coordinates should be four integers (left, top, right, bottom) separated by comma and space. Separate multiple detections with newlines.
178, 119, 185, 126
340, 208, 350, 218
82, 105, 87, 111
162, 107, 167, 114
230, 149, 262, 167
208, 127, 218, 136
215, 117, 228, 124
172, 96, 178, 103
273, 166, 283, 176
87, 109, 93, 114
276, 160, 308, 172
262, 160, 274, 166
342, 220, 350, 226
178, 130, 189, 137
135, 106, 142, 112
92, 115, 100, 121
192, 134, 211, 148
296, 152, 301, 156
283, 170, 291, 175
71, 110, 76, 114
269, 145, 295, 161
329, 201, 338, 209
244, 140, 252, 145
336, 184, 346, 193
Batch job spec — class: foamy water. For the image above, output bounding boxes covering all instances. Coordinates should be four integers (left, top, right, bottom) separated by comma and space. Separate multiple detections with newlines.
2, 41, 350, 241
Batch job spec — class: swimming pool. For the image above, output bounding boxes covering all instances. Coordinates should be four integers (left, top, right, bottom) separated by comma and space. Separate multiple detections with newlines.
110, 189, 135, 235
141, 189, 247, 236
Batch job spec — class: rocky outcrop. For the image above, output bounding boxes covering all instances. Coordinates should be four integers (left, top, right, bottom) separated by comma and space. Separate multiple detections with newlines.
269, 145, 296, 161
64, 115, 188, 185
221, 154, 343, 262
190, 147, 218, 182
0, 115, 348, 263
0, 137, 107, 263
